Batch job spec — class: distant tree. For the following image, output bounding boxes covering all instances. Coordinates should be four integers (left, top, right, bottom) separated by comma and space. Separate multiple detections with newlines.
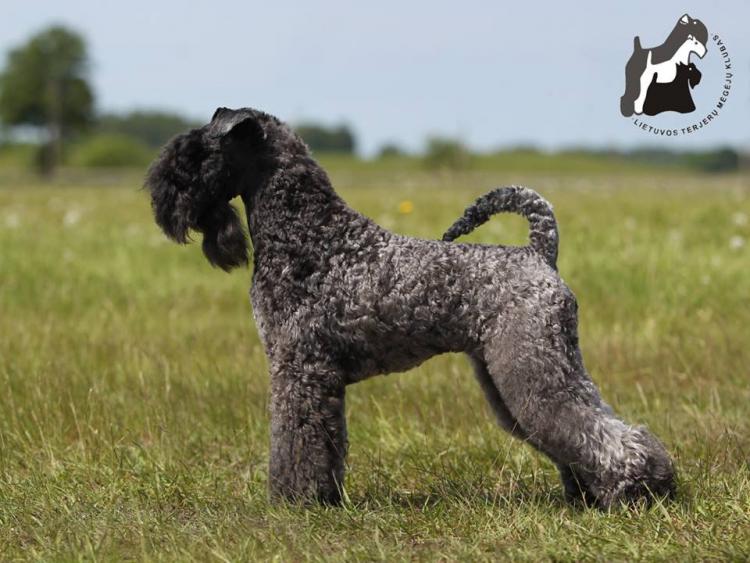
377, 143, 406, 158
625, 147, 682, 167
96, 111, 201, 148
295, 123, 356, 154
505, 144, 541, 155
423, 136, 471, 170
625, 146, 740, 172
684, 147, 739, 173
0, 26, 94, 174
70, 134, 153, 168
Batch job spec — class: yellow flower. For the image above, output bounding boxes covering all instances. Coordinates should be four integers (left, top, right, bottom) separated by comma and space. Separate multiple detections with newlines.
398, 200, 414, 214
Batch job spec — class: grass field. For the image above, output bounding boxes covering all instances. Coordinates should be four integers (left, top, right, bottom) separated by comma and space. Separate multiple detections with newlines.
0, 166, 749, 560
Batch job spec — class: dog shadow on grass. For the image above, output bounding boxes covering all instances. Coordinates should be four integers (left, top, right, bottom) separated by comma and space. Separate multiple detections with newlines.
352, 483, 569, 512
345, 451, 571, 511
342, 452, 680, 513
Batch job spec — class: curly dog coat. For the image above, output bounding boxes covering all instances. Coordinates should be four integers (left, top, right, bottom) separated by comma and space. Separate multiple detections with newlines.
145, 107, 675, 508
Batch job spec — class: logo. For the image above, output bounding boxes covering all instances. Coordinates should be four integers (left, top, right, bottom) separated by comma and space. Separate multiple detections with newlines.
619, 13, 733, 136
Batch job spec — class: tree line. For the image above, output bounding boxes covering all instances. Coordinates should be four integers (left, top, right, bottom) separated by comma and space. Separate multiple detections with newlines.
0, 25, 743, 174
0, 26, 360, 174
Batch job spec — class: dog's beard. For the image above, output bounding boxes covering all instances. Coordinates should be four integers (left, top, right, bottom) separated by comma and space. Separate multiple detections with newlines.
145, 132, 249, 271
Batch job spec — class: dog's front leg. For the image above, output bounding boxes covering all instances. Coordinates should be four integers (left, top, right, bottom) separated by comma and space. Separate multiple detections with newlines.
634, 69, 655, 115
268, 358, 347, 505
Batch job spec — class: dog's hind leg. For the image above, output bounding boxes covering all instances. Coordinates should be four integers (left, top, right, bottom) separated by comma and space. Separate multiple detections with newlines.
268, 356, 348, 505
470, 352, 593, 504
469, 354, 528, 441
479, 286, 675, 508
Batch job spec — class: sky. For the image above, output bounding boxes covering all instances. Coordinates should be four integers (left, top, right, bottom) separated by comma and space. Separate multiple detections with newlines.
1, 0, 748, 155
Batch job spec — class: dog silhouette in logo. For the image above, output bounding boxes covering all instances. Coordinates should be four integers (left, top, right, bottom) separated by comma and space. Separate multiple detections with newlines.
643, 62, 702, 115
620, 14, 707, 117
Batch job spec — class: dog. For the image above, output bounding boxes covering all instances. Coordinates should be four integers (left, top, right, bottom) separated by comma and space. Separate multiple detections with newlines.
643, 62, 702, 115
145, 107, 675, 508
621, 13, 707, 117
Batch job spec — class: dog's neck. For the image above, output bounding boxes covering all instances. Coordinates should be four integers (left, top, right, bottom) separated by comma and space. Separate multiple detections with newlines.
241, 154, 363, 262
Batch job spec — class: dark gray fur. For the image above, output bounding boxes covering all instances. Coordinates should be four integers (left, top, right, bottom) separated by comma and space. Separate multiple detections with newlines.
145, 107, 675, 508
442, 186, 559, 269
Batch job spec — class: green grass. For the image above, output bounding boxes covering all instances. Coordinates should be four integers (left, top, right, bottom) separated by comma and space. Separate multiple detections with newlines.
0, 167, 749, 560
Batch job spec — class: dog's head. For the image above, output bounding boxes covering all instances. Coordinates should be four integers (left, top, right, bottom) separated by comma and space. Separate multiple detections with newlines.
684, 62, 702, 88
672, 14, 708, 58
144, 108, 272, 271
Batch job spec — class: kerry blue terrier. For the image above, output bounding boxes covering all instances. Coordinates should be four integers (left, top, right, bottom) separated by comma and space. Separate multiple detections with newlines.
145, 107, 675, 508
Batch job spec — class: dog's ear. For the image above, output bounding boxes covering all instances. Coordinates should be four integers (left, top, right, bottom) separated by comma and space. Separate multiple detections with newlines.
210, 109, 264, 142
212, 107, 230, 121
679, 14, 690, 24
221, 117, 264, 150
210, 109, 265, 164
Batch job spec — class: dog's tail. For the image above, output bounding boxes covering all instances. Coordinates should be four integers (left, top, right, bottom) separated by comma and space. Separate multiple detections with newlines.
441, 186, 558, 269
